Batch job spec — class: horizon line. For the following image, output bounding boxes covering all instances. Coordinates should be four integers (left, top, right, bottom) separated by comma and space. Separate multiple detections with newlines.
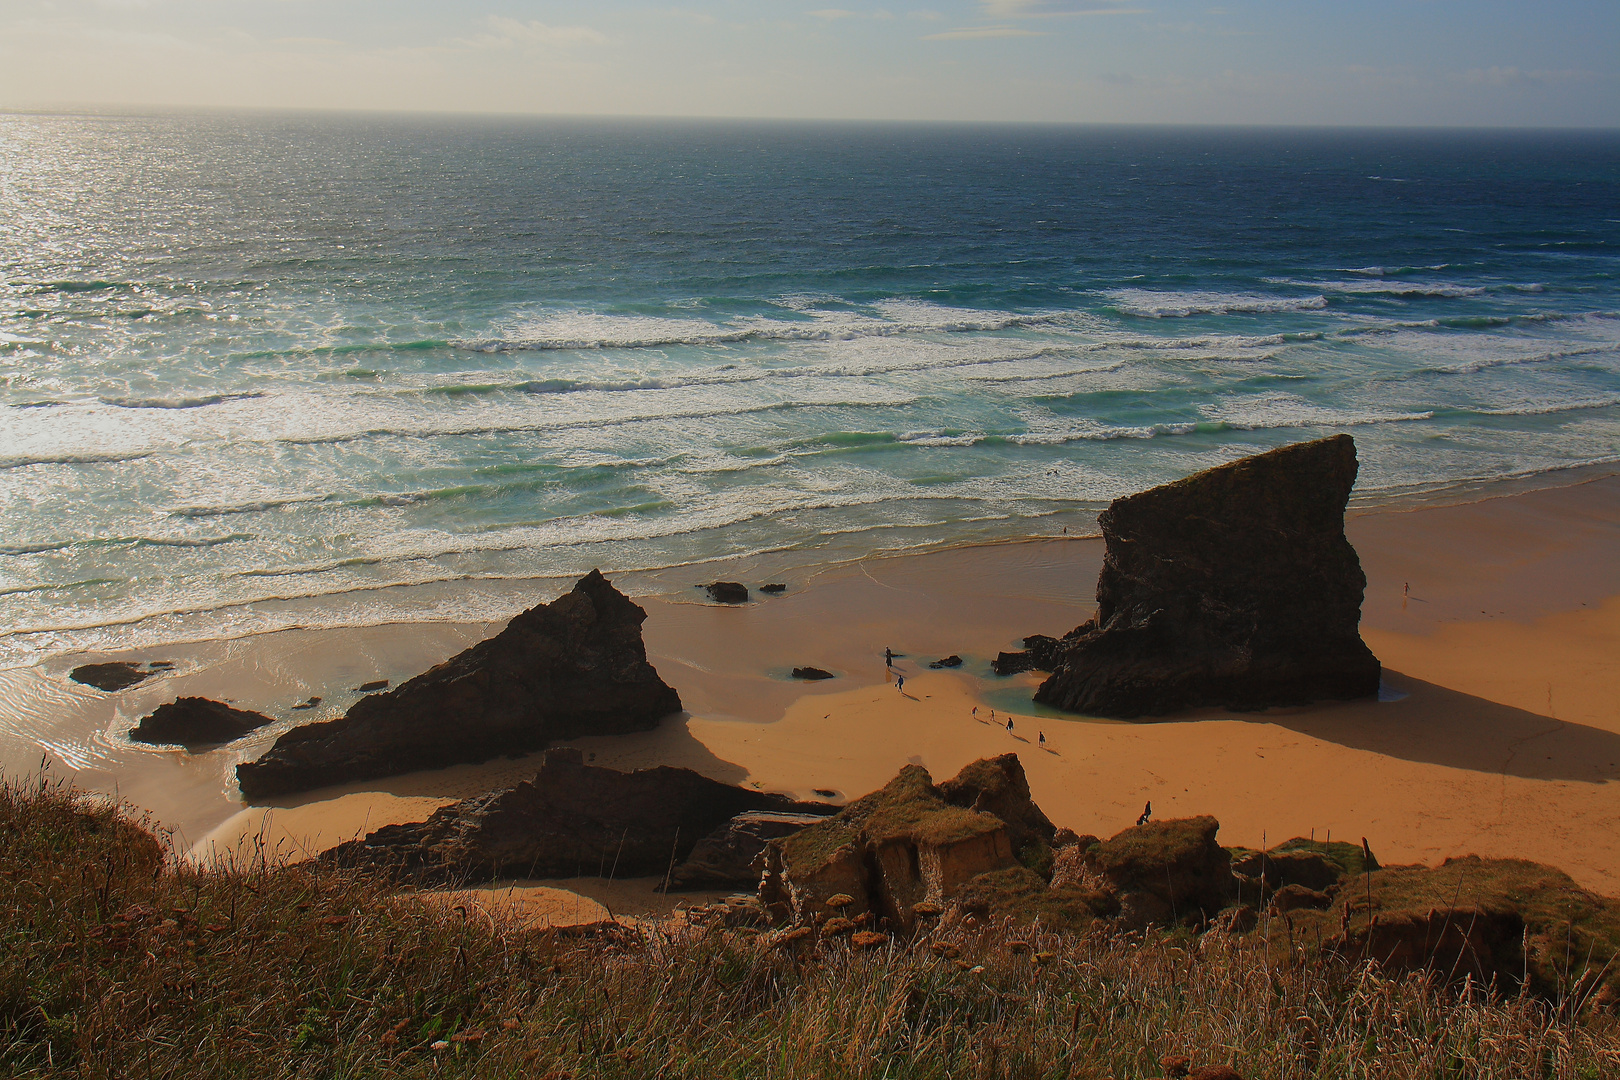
4, 101, 1619, 135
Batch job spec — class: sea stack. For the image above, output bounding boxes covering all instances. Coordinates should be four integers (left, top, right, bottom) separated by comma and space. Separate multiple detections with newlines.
236, 570, 682, 798
1034, 434, 1381, 718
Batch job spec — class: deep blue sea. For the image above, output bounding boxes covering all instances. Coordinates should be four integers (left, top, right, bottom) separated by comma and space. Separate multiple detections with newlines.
2, 112, 1618, 666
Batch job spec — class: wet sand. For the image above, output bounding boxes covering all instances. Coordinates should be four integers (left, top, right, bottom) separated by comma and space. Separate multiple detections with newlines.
4, 470, 1618, 901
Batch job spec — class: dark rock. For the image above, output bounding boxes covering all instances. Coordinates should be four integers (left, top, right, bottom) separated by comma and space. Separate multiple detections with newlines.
704, 581, 749, 603
761, 757, 1047, 931
291, 697, 322, 710
70, 662, 150, 692
992, 651, 1034, 676
147, 661, 175, 670
1021, 634, 1071, 670
927, 655, 963, 669
237, 571, 682, 799
937, 753, 1056, 854
668, 811, 827, 889
1088, 816, 1235, 928
761, 583, 787, 594
354, 680, 389, 693
1270, 883, 1333, 913
322, 748, 832, 884
791, 667, 835, 680
1188, 1068, 1245, 1080
813, 788, 839, 798
1034, 435, 1381, 718
129, 697, 275, 749
1231, 849, 1343, 894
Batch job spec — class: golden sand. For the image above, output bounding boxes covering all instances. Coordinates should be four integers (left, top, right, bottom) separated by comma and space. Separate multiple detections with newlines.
5, 473, 1616, 908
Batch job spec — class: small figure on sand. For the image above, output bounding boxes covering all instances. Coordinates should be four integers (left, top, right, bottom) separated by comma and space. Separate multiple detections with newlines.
1006, 717, 1014, 733
884, 647, 894, 667
1038, 731, 1045, 748
1137, 801, 1152, 826
895, 674, 905, 693
972, 705, 978, 719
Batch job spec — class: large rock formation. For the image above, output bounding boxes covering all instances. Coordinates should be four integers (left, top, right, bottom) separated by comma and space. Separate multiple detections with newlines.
1075, 816, 1237, 928
322, 747, 833, 884
761, 755, 1054, 932
668, 811, 829, 890
237, 571, 682, 798
1034, 435, 1381, 717
129, 697, 273, 749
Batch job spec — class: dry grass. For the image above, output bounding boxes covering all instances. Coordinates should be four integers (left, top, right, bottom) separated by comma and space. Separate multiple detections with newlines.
4, 773, 1619, 1079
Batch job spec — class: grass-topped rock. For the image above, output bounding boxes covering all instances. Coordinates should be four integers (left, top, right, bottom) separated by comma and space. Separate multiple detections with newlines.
763, 755, 1053, 931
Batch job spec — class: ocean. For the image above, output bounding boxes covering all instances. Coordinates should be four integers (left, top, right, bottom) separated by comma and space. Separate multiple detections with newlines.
2, 112, 1618, 668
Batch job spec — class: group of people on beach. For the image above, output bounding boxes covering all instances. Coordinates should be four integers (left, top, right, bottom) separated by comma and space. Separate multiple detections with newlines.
888, 643, 1051, 750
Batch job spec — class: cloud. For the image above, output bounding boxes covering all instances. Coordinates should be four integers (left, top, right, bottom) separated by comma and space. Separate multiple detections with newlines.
924, 25, 1041, 39
809, 8, 859, 17
1455, 66, 1606, 89
980, 0, 1138, 15
455, 16, 608, 51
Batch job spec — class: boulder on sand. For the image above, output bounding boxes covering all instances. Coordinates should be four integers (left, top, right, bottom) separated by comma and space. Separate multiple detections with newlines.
129, 697, 274, 749
236, 571, 682, 799
704, 582, 749, 603
322, 748, 833, 884
1034, 435, 1381, 718
70, 662, 153, 692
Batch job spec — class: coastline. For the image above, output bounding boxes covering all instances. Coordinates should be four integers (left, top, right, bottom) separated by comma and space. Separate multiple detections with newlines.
2, 467, 1617, 903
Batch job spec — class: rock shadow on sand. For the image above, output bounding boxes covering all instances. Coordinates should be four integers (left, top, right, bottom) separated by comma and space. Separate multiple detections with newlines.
1248, 670, 1620, 784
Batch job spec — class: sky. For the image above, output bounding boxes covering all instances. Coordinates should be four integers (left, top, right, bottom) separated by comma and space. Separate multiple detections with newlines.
1, 1, 1616, 127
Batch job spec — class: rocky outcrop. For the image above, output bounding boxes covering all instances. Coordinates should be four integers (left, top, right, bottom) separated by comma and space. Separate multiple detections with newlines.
71, 662, 156, 692
129, 698, 273, 749
1084, 816, 1235, 928
937, 753, 1056, 855
668, 811, 827, 889
791, 667, 835, 680
762, 757, 1052, 931
323, 748, 833, 884
1033, 435, 1381, 717
1232, 849, 1343, 894
928, 656, 962, 669
704, 582, 748, 603
237, 571, 682, 798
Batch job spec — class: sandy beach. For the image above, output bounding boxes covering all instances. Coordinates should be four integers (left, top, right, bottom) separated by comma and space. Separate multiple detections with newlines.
3, 469, 1618, 915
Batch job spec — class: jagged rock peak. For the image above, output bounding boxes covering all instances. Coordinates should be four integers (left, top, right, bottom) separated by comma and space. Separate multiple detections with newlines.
237, 571, 682, 798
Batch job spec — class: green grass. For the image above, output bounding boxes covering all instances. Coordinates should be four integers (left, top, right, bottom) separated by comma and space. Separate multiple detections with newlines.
4, 775, 1620, 1078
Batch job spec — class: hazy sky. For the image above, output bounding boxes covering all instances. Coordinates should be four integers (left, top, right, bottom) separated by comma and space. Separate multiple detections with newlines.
2, 1, 1616, 127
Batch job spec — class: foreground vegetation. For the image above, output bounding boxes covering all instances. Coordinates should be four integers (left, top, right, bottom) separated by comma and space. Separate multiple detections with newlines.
4, 775, 1619, 1079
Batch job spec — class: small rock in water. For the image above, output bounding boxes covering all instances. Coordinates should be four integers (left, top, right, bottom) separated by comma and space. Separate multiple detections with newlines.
704, 581, 749, 603
354, 680, 389, 693
791, 667, 835, 680
291, 696, 322, 710
928, 655, 963, 669
147, 660, 176, 670
70, 662, 151, 692
760, 583, 787, 594
813, 788, 839, 798
130, 698, 275, 750
991, 652, 1034, 676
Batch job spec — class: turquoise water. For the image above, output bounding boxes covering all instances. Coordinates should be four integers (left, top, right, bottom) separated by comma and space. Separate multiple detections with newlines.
2, 113, 1618, 665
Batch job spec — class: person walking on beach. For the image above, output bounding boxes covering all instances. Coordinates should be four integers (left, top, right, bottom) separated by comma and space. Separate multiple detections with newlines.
884, 647, 893, 667
972, 706, 978, 719
896, 674, 905, 693
1006, 717, 1014, 733
1038, 731, 1045, 748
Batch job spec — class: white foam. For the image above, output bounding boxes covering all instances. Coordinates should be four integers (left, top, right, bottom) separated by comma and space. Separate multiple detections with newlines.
1266, 277, 1487, 299
1104, 289, 1329, 318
